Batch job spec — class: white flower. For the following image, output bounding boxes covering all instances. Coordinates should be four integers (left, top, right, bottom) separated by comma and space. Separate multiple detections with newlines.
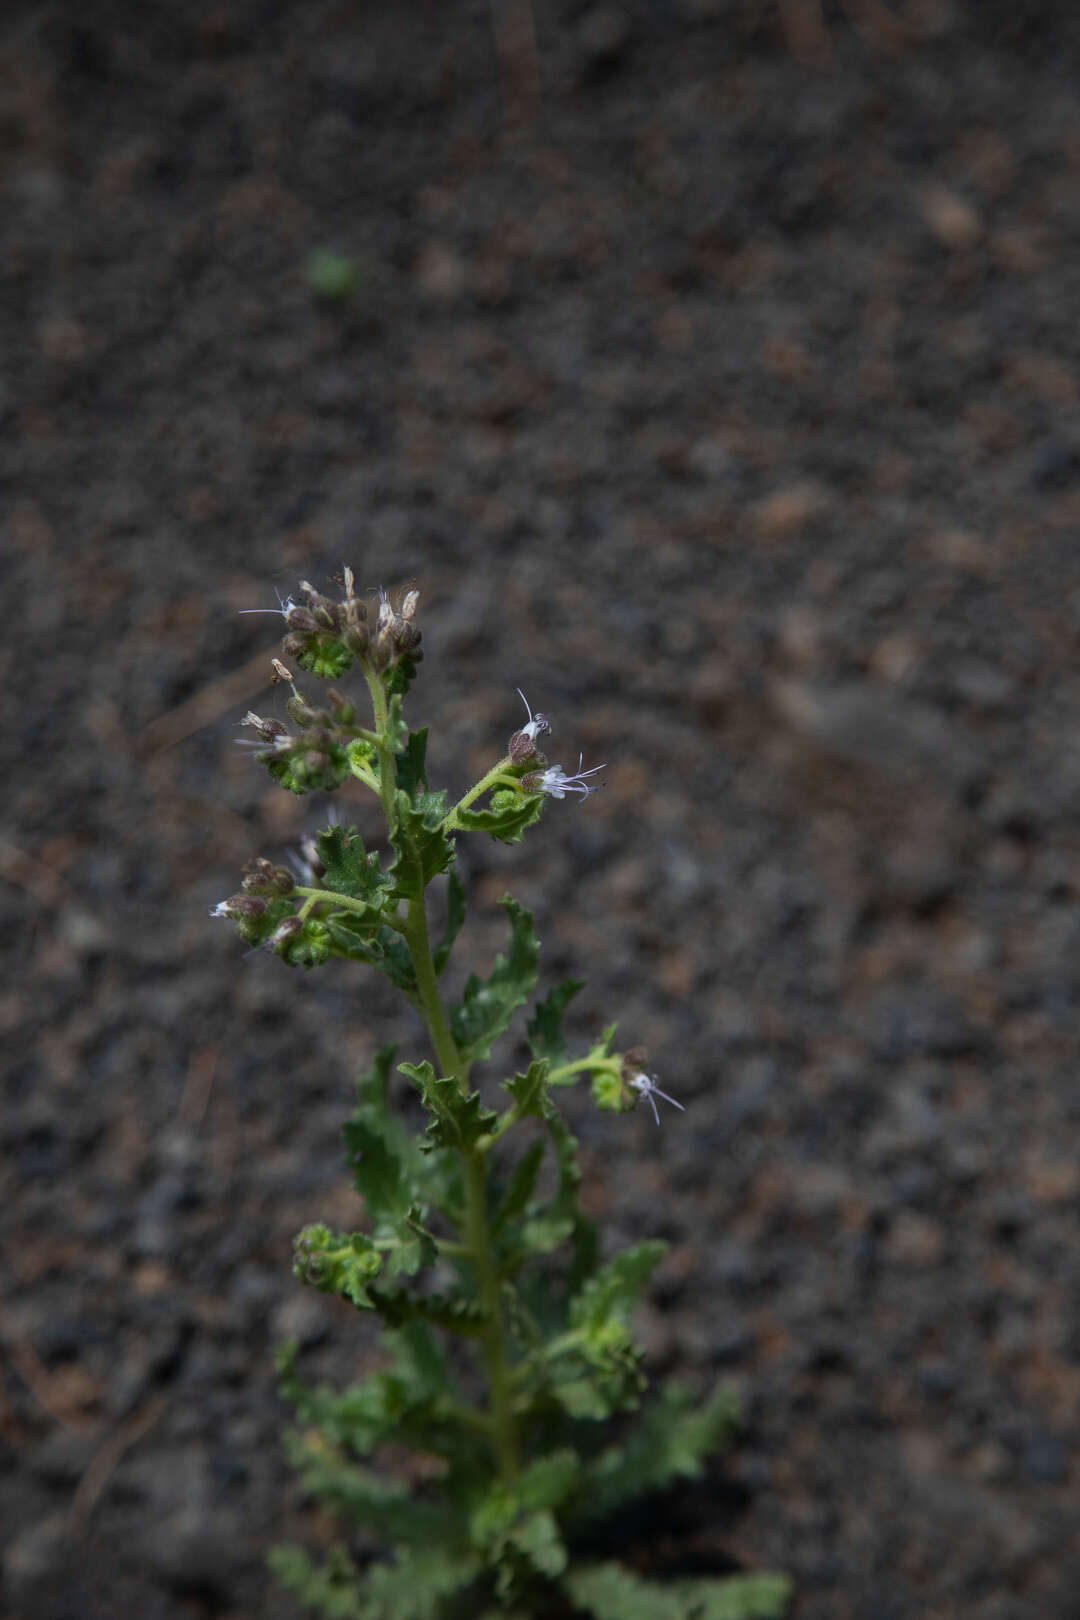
515, 688, 552, 743
525, 754, 606, 800
629, 1072, 684, 1126
209, 900, 233, 919
238, 587, 299, 620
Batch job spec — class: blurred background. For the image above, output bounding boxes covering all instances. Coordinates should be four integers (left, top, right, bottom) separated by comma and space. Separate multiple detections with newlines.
6, 1, 1080, 1615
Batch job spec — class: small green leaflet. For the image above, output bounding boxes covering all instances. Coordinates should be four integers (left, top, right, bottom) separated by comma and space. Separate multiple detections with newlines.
526, 978, 586, 1065
450, 896, 539, 1064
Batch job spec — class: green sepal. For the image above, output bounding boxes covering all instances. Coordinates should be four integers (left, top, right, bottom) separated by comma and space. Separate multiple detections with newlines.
290, 632, 353, 680
527, 979, 586, 1066
455, 790, 545, 845
384, 648, 422, 700
450, 897, 539, 1065
264, 740, 351, 795
434, 867, 466, 975
274, 917, 333, 969
227, 894, 295, 948
400, 1061, 500, 1152
292, 1224, 382, 1309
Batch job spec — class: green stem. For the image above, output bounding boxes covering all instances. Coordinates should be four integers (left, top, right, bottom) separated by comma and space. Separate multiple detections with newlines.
362, 667, 519, 1482
546, 1055, 618, 1087
364, 669, 399, 830
465, 1147, 520, 1482
403, 893, 462, 1083
293, 886, 404, 928
441, 756, 516, 833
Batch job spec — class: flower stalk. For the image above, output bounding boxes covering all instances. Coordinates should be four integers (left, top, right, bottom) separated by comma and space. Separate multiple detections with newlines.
212, 575, 789, 1620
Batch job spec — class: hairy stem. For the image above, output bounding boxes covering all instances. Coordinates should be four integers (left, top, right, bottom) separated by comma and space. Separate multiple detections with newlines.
364, 666, 398, 831
403, 892, 462, 1084
442, 756, 516, 832
465, 1147, 520, 1483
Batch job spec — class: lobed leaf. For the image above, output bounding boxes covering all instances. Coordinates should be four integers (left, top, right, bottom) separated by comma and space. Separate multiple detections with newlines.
455, 791, 545, 845
388, 790, 456, 902
317, 825, 396, 909
669, 1574, 795, 1620
400, 1061, 499, 1153
450, 897, 539, 1065
434, 867, 467, 975
502, 1059, 550, 1120
573, 1382, 740, 1527
526, 978, 586, 1066
569, 1241, 667, 1338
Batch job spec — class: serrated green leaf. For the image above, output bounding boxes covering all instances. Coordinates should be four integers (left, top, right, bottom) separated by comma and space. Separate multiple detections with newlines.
526, 978, 586, 1065
455, 792, 545, 844
492, 1139, 546, 1235
282, 1437, 451, 1543
369, 1285, 488, 1336
364, 1546, 484, 1620
323, 913, 418, 992
563, 1562, 683, 1620
400, 1061, 499, 1152
671, 1574, 794, 1620
570, 1241, 667, 1337
389, 790, 456, 902
434, 866, 466, 975
507, 1508, 566, 1578
269, 1542, 364, 1619
574, 1383, 740, 1527
450, 897, 539, 1064
503, 1059, 550, 1121
344, 1116, 413, 1225
316, 825, 395, 908
395, 728, 429, 797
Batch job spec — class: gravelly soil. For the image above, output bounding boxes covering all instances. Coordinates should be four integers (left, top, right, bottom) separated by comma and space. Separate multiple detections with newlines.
6, 3, 1080, 1616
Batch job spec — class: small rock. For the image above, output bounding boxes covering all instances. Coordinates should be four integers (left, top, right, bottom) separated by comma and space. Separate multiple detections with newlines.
884, 1211, 946, 1269
3, 1514, 70, 1607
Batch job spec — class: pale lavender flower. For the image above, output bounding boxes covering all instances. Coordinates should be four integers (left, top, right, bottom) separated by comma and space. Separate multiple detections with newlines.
629, 1072, 684, 1126
515, 688, 552, 744
523, 753, 606, 800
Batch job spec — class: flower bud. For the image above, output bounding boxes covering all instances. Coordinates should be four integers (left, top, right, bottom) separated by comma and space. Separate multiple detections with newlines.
241, 711, 288, 742
269, 916, 304, 950
286, 691, 324, 728
242, 858, 294, 896
509, 730, 546, 767
327, 688, 356, 725
211, 892, 267, 920
284, 605, 318, 634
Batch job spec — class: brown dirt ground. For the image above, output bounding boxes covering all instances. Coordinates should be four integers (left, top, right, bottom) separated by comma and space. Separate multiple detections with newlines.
6, 2, 1080, 1617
